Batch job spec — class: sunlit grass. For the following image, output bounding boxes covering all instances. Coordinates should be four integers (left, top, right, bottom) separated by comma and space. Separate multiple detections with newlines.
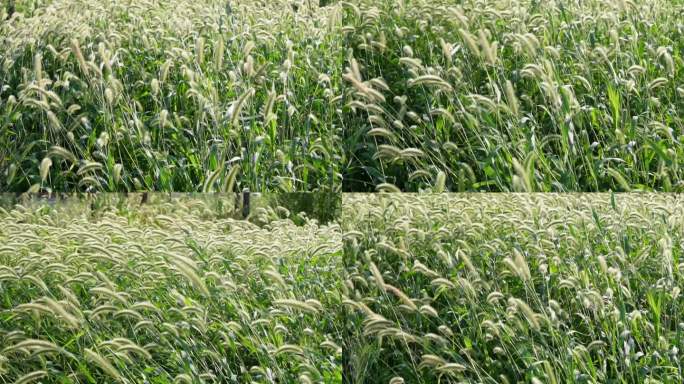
0, 0, 344, 192
343, 193, 684, 383
0, 194, 343, 382
342, 0, 684, 192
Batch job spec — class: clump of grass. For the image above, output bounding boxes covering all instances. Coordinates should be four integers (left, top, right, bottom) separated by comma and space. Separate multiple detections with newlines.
343, 193, 684, 383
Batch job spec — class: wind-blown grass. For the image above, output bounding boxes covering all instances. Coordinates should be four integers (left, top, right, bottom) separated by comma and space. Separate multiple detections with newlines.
9, 0, 684, 193
343, 193, 684, 383
342, 0, 684, 192
0, 194, 343, 382
0, 0, 343, 192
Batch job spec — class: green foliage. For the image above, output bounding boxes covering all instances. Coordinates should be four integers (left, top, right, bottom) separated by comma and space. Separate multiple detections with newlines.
341, 0, 684, 192
343, 194, 684, 383
0, 196, 343, 382
0, 0, 343, 192
268, 192, 341, 225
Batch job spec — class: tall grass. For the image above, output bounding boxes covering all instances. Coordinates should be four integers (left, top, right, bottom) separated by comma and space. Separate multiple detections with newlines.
0, 194, 343, 382
8, 0, 684, 192
0, 0, 343, 192
342, 0, 684, 192
343, 193, 684, 383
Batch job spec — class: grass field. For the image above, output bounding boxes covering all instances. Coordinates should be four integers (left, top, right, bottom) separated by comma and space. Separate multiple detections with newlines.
0, 195, 343, 383
0, 0, 343, 192
342, 0, 684, 192
4, 0, 684, 381
343, 194, 684, 383
5, 0, 684, 192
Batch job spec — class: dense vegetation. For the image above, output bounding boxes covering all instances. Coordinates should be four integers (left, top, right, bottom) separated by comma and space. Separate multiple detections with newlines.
5, 0, 684, 192
0, 195, 343, 382
343, 194, 684, 383
0, 0, 343, 192
342, 0, 684, 192
4, 0, 684, 382
266, 192, 341, 226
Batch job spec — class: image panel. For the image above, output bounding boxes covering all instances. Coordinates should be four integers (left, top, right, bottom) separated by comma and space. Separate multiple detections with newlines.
0, 193, 343, 383
0, 0, 343, 193
341, 0, 684, 192
342, 193, 684, 383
